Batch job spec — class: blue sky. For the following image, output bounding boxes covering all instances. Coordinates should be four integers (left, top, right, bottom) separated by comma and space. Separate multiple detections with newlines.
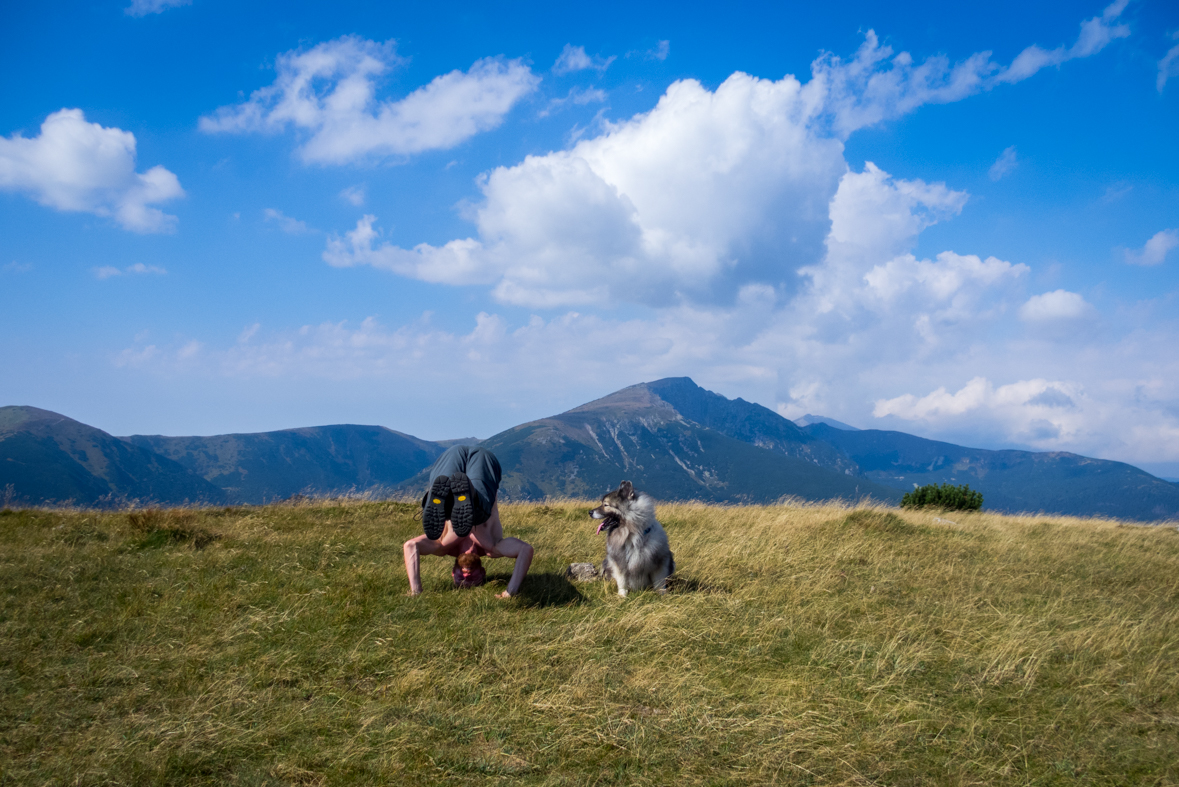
2, 0, 1178, 476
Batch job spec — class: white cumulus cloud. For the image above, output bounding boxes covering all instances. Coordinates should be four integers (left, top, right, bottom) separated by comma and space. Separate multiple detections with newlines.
200, 36, 540, 165
795, 162, 1025, 343
873, 377, 1090, 444
1124, 229, 1179, 266
325, 70, 849, 307
0, 109, 184, 233
1019, 289, 1093, 322
323, 3, 1128, 310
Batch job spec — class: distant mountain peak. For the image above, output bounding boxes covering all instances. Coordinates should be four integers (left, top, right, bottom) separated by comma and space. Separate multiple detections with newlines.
0, 405, 80, 433
794, 414, 861, 431
566, 380, 681, 417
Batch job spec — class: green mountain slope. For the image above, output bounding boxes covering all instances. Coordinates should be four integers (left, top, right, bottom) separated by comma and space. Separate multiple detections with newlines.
805, 423, 1179, 520
0, 406, 226, 507
645, 378, 858, 473
403, 382, 901, 504
126, 425, 446, 504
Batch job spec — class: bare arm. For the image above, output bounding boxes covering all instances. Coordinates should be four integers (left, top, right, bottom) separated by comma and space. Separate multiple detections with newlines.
404, 533, 455, 595
403, 536, 424, 595
490, 537, 534, 599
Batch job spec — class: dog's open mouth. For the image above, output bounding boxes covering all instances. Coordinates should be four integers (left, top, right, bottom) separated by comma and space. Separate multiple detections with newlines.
593, 513, 620, 534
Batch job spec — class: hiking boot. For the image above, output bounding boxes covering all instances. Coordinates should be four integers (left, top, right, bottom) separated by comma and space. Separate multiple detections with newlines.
422, 475, 451, 540
449, 471, 475, 536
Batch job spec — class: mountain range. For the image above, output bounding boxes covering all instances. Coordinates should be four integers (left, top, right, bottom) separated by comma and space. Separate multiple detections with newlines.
3, 378, 1177, 520
0, 406, 226, 507
126, 425, 444, 504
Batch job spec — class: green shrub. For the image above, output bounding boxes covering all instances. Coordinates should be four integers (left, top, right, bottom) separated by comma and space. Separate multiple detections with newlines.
901, 483, 983, 511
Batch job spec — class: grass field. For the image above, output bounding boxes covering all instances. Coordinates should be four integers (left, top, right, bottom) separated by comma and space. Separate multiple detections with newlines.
2, 499, 1178, 785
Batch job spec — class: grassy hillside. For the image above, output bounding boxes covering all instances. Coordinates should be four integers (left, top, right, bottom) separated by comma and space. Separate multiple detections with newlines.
2, 500, 1178, 785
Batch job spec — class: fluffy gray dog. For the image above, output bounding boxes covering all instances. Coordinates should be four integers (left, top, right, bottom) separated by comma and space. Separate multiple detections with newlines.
590, 480, 675, 597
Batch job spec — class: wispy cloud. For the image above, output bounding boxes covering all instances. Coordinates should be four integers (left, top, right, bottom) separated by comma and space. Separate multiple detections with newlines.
1100, 182, 1132, 203
3, 261, 32, 274
0, 109, 184, 233
988, 146, 1018, 181
810, 0, 1130, 137
339, 184, 365, 206
200, 36, 539, 165
124, 0, 189, 17
552, 44, 615, 75
626, 40, 671, 62
95, 263, 167, 279
539, 86, 608, 117
1157, 31, 1179, 92
263, 208, 313, 234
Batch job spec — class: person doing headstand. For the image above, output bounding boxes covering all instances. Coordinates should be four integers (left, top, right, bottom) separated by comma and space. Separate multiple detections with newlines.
402, 445, 533, 599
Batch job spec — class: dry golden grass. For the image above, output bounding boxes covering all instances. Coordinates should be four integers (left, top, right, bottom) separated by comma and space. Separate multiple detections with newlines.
1, 499, 1178, 785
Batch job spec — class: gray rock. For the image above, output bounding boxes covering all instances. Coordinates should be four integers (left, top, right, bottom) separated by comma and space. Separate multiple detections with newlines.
565, 562, 599, 582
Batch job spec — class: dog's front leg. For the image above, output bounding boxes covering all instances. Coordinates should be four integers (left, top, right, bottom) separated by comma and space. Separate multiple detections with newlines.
651, 565, 671, 595
615, 574, 628, 597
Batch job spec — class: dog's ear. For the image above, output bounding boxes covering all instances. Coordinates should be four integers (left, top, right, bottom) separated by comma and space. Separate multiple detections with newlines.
619, 480, 636, 500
